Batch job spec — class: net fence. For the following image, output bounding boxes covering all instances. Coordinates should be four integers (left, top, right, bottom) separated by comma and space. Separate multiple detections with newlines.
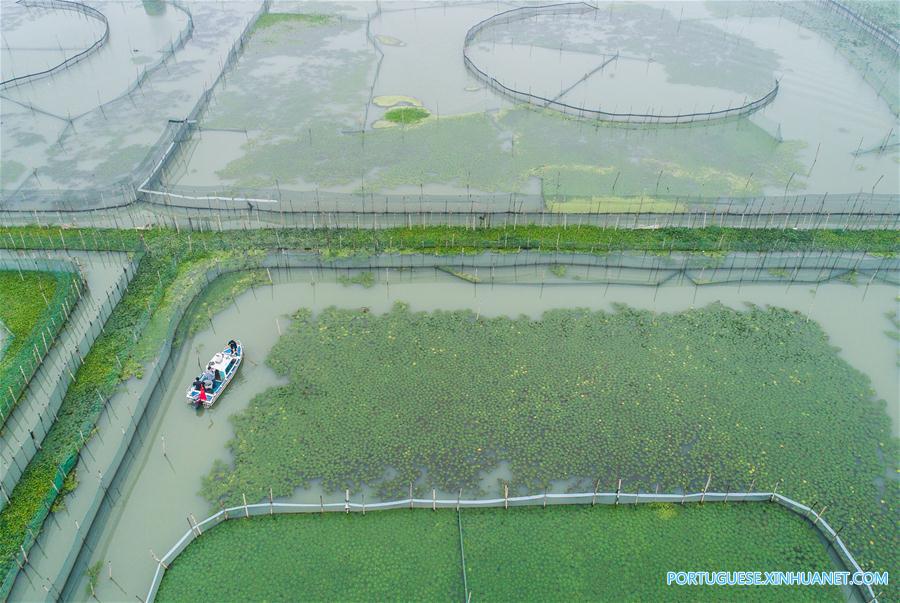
0, 0, 109, 89
136, 0, 273, 199
143, 490, 879, 603
818, 0, 900, 54
3, 193, 896, 231
462, 2, 779, 125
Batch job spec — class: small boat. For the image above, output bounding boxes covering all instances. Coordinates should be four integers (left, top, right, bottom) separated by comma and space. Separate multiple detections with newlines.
186, 340, 242, 408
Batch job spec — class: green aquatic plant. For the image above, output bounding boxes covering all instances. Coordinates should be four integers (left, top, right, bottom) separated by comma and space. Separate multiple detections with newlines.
337, 271, 375, 288
253, 13, 332, 32
156, 504, 841, 602
383, 107, 430, 125
49, 470, 77, 513
84, 560, 102, 597
201, 301, 897, 583
157, 510, 463, 602
0, 270, 82, 428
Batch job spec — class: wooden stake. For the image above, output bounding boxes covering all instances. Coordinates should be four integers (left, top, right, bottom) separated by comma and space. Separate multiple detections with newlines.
149, 549, 168, 569
700, 474, 711, 504
813, 505, 827, 525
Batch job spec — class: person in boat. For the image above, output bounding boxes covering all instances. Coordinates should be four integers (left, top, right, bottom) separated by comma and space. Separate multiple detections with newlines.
213, 367, 222, 390
192, 377, 206, 406
228, 339, 238, 354
201, 366, 215, 390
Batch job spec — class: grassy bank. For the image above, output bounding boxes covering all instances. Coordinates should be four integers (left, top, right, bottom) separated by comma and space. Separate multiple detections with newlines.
0, 270, 82, 428
0, 225, 896, 595
1, 225, 898, 256
155, 504, 842, 602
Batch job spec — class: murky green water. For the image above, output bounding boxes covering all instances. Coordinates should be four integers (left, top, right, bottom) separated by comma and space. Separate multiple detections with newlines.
62, 267, 897, 602
164, 0, 897, 202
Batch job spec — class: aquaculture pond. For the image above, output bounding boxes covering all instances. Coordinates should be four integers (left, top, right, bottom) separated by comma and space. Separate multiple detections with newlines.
165, 1, 898, 207
154, 504, 844, 602
64, 268, 897, 603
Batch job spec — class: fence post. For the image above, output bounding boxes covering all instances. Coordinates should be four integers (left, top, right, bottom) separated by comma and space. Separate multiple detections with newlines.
242, 493, 249, 518
150, 549, 168, 570
270, 487, 275, 515
591, 479, 599, 506
813, 505, 827, 525
504, 483, 509, 509
615, 479, 621, 505
700, 474, 711, 504
344, 489, 350, 514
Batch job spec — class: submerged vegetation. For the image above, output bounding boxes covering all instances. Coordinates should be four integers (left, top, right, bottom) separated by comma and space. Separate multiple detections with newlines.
156, 504, 841, 602
202, 302, 896, 578
0, 270, 82, 427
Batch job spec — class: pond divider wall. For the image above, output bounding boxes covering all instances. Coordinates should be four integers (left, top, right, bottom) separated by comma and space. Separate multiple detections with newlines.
0, 255, 94, 503
47, 251, 899, 601
0, 0, 110, 90
461, 2, 779, 124
142, 492, 877, 603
